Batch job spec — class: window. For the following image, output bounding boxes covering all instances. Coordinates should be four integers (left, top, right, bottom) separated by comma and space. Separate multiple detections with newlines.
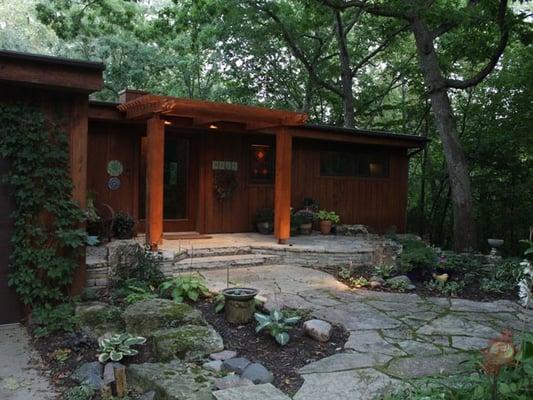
320, 147, 389, 178
250, 144, 274, 183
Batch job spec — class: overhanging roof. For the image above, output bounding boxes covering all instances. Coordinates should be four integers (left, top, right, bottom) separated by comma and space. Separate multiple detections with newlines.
116, 94, 308, 130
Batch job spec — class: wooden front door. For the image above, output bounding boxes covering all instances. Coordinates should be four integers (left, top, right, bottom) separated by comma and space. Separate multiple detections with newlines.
0, 158, 21, 324
139, 131, 198, 232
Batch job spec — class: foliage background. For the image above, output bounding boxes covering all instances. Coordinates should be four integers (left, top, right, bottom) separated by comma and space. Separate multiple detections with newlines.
1, 0, 531, 254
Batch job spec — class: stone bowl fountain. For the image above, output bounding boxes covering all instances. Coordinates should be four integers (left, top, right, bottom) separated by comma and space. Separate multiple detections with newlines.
221, 287, 258, 324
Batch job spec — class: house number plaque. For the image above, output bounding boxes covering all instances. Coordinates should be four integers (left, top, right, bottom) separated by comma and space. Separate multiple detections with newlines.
212, 160, 238, 171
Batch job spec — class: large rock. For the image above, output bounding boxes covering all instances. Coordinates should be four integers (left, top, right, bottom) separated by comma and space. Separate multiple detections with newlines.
303, 319, 332, 342
386, 275, 415, 291
76, 302, 124, 338
222, 357, 252, 374
210, 350, 237, 361
241, 363, 274, 384
151, 325, 224, 361
214, 375, 254, 390
124, 298, 206, 336
71, 361, 103, 390
127, 360, 216, 400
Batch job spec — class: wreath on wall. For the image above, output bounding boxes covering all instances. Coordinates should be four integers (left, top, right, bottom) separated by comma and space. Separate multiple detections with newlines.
213, 170, 238, 201
0, 104, 87, 307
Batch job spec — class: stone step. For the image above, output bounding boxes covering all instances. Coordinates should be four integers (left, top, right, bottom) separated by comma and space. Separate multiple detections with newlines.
186, 246, 253, 258
163, 253, 281, 272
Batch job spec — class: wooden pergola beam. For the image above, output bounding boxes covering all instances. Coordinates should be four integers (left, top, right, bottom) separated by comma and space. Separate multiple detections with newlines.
146, 115, 165, 250
274, 127, 292, 244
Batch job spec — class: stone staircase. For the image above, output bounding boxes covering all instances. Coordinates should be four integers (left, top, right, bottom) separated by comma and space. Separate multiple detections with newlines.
161, 246, 282, 276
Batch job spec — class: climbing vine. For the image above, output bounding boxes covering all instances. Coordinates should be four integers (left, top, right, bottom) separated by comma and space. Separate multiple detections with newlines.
0, 104, 87, 307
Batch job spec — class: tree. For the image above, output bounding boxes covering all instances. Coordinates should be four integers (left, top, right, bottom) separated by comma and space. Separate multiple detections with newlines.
322, 0, 516, 251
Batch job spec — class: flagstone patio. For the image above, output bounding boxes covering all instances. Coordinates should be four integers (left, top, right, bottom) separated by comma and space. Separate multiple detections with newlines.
201, 264, 532, 400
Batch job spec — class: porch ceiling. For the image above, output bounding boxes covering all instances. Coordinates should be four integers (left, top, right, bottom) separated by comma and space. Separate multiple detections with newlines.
116, 94, 308, 130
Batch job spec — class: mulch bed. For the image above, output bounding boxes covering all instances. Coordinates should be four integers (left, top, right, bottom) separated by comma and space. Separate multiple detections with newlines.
317, 265, 517, 302
197, 299, 349, 396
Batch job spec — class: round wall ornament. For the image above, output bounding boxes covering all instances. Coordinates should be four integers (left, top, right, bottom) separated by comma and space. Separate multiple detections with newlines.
107, 160, 123, 176
107, 177, 121, 191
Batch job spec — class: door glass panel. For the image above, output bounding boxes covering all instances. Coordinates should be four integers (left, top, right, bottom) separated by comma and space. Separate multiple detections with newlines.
164, 135, 189, 219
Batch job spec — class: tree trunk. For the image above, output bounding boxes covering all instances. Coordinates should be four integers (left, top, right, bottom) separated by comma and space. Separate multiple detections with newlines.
411, 18, 477, 251
333, 11, 356, 128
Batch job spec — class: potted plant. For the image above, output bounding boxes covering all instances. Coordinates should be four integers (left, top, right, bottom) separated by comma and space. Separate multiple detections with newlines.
295, 209, 315, 235
113, 211, 136, 239
255, 208, 274, 234
316, 210, 340, 235
221, 287, 258, 324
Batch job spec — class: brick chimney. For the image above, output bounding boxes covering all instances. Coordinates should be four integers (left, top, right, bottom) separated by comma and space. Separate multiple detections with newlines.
118, 88, 148, 103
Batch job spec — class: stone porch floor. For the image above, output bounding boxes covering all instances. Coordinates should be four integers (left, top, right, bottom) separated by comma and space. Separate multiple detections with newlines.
201, 264, 532, 400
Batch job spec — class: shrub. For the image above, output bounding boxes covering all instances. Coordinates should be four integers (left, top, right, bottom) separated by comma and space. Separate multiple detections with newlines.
255, 309, 301, 346
387, 279, 412, 292
112, 212, 135, 239
97, 333, 146, 363
110, 244, 165, 289
316, 210, 340, 223
32, 303, 77, 337
397, 239, 438, 274
160, 273, 209, 303
374, 264, 396, 279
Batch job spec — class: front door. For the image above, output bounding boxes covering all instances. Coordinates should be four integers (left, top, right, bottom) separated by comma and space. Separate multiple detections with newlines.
139, 131, 198, 232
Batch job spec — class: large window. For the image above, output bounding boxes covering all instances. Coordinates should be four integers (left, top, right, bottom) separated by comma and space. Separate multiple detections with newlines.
250, 144, 274, 183
320, 147, 389, 178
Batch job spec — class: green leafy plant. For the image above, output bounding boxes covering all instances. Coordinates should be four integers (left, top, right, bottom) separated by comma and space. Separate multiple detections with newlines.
97, 333, 146, 363
112, 211, 136, 239
350, 276, 369, 288
426, 279, 465, 297
254, 309, 301, 346
294, 209, 315, 224
387, 279, 411, 292
160, 273, 209, 303
374, 264, 396, 279
480, 258, 523, 295
338, 267, 352, 280
213, 293, 225, 313
64, 384, 94, 400
0, 104, 87, 307
52, 348, 71, 364
123, 285, 156, 304
397, 239, 438, 274
32, 303, 77, 337
316, 210, 340, 224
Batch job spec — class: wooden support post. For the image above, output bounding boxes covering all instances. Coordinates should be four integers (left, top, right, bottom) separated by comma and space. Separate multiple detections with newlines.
274, 127, 292, 244
146, 115, 165, 250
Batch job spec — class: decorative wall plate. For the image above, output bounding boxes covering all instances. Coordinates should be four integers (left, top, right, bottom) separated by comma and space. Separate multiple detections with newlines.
107, 160, 123, 176
107, 177, 121, 191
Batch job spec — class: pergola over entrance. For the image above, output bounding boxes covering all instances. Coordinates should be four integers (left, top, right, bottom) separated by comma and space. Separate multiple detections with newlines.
117, 94, 308, 249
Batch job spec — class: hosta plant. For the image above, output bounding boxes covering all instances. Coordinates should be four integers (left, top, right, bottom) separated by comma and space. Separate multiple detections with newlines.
97, 333, 146, 363
160, 274, 209, 303
254, 309, 301, 346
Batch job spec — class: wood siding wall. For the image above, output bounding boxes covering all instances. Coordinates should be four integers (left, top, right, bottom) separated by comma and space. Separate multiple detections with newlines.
86, 120, 409, 235
292, 138, 408, 233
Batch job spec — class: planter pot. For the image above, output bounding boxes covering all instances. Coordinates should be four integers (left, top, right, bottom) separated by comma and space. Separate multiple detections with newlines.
300, 222, 312, 235
222, 287, 258, 324
256, 222, 272, 235
320, 220, 332, 235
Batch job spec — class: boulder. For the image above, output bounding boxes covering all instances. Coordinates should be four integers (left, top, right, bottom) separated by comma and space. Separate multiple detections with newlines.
241, 363, 274, 384
124, 298, 206, 336
213, 384, 291, 400
203, 360, 223, 372
303, 319, 332, 342
76, 302, 124, 338
222, 357, 252, 374
335, 224, 369, 236
151, 325, 224, 362
127, 360, 216, 400
71, 361, 103, 390
210, 350, 237, 361
214, 375, 254, 390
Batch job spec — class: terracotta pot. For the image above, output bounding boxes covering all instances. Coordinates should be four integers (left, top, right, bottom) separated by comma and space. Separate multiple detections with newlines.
320, 220, 332, 235
300, 222, 312, 235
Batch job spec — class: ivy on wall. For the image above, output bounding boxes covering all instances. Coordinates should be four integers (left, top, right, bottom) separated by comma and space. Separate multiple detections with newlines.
0, 104, 86, 307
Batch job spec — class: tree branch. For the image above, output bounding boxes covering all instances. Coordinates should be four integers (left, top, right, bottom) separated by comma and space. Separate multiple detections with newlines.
445, 0, 510, 89
320, 0, 411, 20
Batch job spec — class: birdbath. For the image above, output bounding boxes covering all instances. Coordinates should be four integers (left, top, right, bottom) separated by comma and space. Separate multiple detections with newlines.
222, 287, 258, 324
487, 238, 504, 256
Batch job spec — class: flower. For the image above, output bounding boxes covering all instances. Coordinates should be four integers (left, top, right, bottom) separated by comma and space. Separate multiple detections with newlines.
481, 330, 517, 375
